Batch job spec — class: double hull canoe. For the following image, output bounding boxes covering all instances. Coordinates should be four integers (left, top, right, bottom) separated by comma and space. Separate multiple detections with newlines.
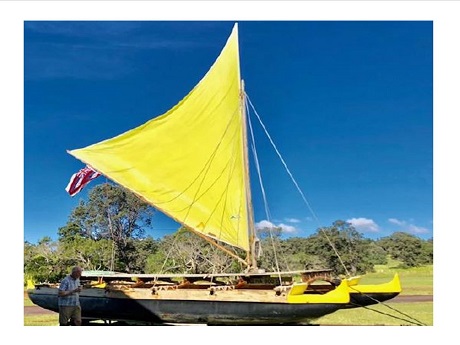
28, 269, 351, 325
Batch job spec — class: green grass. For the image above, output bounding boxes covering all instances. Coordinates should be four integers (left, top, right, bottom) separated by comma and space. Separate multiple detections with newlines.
348, 260, 432, 291
314, 264, 434, 325
360, 264, 433, 295
316, 302, 433, 326
24, 294, 34, 307
24, 303, 433, 326
24, 314, 59, 326
24, 298, 35, 307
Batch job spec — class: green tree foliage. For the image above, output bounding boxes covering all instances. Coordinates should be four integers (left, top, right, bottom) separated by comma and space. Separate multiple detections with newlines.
58, 183, 155, 272
24, 237, 62, 283
279, 237, 328, 271
58, 235, 114, 271
256, 225, 285, 271
376, 232, 433, 267
120, 236, 160, 273
421, 238, 433, 264
306, 220, 375, 276
149, 228, 245, 274
255, 228, 325, 272
24, 178, 433, 283
364, 239, 388, 266
24, 236, 115, 283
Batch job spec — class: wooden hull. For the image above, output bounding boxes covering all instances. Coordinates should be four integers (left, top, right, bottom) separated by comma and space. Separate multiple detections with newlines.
27, 280, 349, 325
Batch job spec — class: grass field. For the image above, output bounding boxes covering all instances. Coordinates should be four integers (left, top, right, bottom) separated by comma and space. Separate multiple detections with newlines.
318, 263, 433, 325
358, 264, 433, 295
24, 264, 433, 326
315, 302, 432, 326
24, 314, 58, 326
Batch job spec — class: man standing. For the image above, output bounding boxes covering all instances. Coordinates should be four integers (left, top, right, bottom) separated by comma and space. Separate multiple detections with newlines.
58, 266, 83, 326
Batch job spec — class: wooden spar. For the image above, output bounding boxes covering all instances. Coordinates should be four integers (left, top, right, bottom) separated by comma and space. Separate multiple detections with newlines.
186, 226, 248, 267
241, 80, 258, 270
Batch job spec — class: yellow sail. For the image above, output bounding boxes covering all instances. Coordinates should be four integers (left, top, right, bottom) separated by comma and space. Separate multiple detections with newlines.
68, 24, 250, 251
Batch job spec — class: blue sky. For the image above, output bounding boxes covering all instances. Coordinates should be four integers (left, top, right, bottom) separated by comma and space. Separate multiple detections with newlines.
23, 20, 433, 244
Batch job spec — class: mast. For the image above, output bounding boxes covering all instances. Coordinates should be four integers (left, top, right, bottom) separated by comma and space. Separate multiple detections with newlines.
241, 80, 258, 270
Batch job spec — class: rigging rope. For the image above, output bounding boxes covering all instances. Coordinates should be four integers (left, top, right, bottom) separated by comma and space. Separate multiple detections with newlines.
351, 303, 426, 326
245, 92, 350, 276
347, 286, 427, 326
246, 99, 282, 283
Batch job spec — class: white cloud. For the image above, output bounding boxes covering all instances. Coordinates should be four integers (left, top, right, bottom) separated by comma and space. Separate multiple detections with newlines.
255, 220, 271, 229
388, 218, 430, 235
255, 220, 297, 234
278, 223, 297, 233
347, 218, 380, 233
284, 218, 301, 224
388, 218, 405, 226
407, 224, 430, 234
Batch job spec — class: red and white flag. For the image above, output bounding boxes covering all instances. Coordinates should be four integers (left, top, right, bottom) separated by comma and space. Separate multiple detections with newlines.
65, 165, 101, 197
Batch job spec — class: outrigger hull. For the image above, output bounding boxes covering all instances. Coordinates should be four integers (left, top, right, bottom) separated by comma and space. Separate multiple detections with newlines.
305, 273, 402, 308
346, 273, 402, 308
348, 292, 400, 308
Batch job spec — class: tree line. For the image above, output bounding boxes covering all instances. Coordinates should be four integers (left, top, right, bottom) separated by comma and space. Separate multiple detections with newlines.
24, 184, 433, 283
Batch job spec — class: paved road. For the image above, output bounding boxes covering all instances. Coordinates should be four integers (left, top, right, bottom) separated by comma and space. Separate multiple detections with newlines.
24, 295, 433, 316
25, 306, 57, 315
391, 295, 432, 303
